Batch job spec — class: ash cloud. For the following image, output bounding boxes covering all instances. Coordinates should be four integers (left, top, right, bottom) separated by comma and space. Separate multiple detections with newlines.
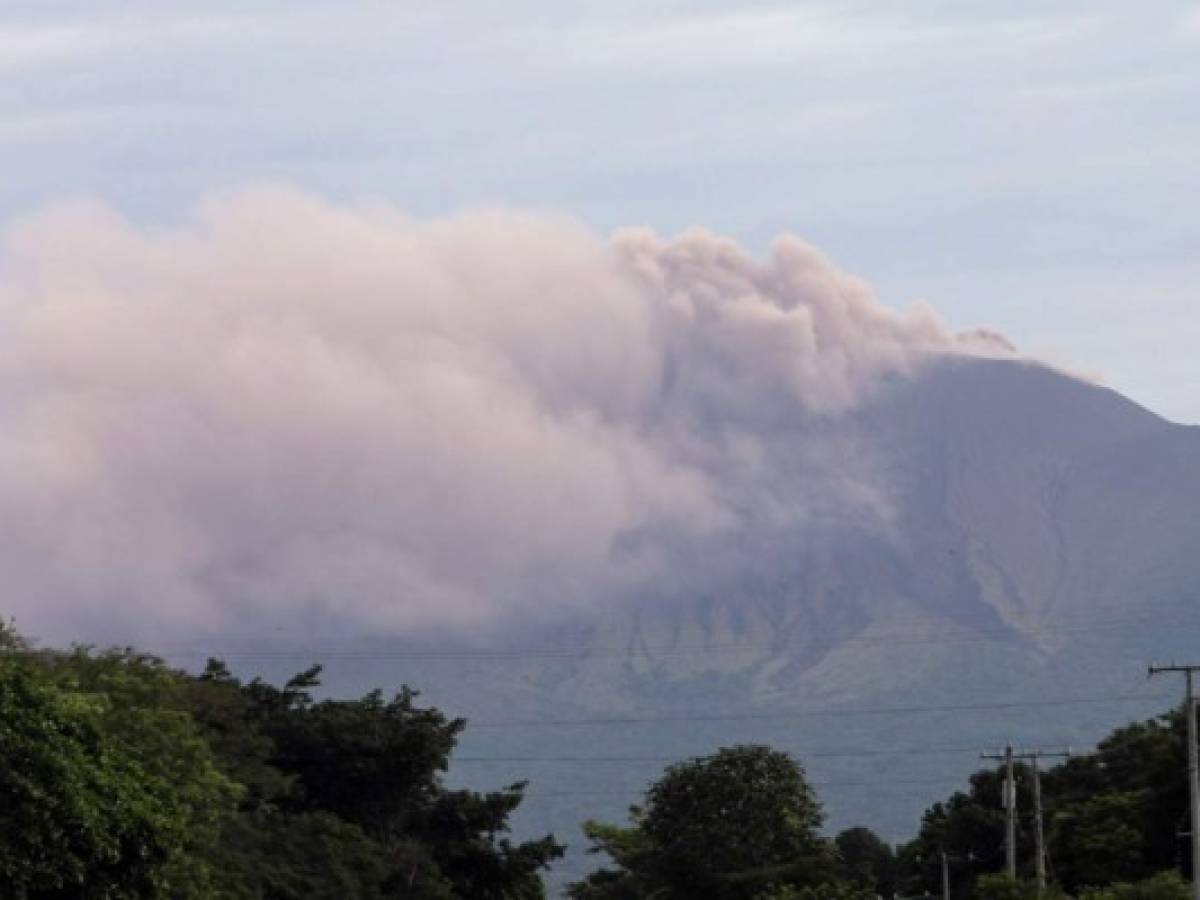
0, 187, 1014, 641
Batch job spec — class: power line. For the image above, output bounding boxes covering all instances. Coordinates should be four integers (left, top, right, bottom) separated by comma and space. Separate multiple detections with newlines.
522, 777, 971, 798
132, 610, 1197, 663
151, 609, 1146, 644
452, 743, 1094, 763
464, 692, 1171, 729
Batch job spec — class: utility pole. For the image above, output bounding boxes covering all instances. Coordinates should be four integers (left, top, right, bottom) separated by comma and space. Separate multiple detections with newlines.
941, 849, 950, 900
1149, 664, 1200, 900
1014, 748, 1070, 896
981, 745, 1017, 879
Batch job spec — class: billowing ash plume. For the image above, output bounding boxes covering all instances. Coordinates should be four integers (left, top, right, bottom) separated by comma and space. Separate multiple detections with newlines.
0, 187, 1014, 641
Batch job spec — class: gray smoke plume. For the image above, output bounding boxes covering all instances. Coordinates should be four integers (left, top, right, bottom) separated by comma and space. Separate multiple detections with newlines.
0, 186, 1015, 641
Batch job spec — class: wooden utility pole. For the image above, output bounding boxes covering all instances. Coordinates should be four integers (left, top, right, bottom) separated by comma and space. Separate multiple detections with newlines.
1014, 748, 1070, 895
981, 745, 1017, 879
1149, 664, 1200, 900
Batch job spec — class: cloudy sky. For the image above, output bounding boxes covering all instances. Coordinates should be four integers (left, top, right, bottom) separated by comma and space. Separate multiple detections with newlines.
2, 1, 1198, 423
0, 2, 1198, 643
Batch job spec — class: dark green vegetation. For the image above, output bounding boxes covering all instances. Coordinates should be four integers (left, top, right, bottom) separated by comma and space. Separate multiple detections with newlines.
972, 871, 1190, 900
0, 624, 561, 898
567, 706, 1200, 898
566, 746, 882, 899
3, 620, 1199, 900
899, 708, 1194, 898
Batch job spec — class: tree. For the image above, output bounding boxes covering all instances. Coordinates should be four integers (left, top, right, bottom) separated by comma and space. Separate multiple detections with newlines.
973, 874, 1069, 900
1044, 715, 1186, 890
0, 650, 237, 898
197, 662, 563, 898
1051, 792, 1147, 888
206, 810, 400, 900
0, 622, 563, 899
567, 821, 654, 900
835, 826, 896, 896
897, 769, 1017, 897
48, 646, 243, 895
1078, 871, 1192, 900
569, 745, 838, 900
900, 704, 1195, 897
752, 883, 874, 900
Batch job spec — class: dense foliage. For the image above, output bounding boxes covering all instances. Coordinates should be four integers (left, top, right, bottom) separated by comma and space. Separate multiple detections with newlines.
566, 745, 861, 900
834, 825, 897, 896
0, 624, 561, 898
565, 703, 1198, 900
973, 871, 1190, 900
900, 707, 1193, 898
5, 615, 1199, 900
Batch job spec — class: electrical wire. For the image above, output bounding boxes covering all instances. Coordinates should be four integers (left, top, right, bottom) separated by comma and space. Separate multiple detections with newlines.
464, 693, 1172, 729
128, 609, 1198, 663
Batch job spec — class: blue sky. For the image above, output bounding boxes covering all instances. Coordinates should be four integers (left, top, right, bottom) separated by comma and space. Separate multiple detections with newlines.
3, 0, 1198, 422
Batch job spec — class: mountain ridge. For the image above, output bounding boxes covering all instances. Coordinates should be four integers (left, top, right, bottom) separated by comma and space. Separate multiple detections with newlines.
171, 356, 1199, 890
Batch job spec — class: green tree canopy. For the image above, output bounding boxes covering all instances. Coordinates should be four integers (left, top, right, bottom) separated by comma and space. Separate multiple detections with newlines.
569, 745, 839, 900
1078, 871, 1192, 900
0, 623, 563, 899
900, 705, 1193, 898
0, 645, 237, 898
192, 661, 564, 898
834, 826, 896, 896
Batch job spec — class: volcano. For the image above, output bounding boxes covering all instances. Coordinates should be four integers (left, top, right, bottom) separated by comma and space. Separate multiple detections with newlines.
226, 356, 1199, 888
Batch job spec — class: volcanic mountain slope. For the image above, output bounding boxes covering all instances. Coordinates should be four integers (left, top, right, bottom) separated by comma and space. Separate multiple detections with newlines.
360, 357, 1199, 718
224, 356, 1200, 887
